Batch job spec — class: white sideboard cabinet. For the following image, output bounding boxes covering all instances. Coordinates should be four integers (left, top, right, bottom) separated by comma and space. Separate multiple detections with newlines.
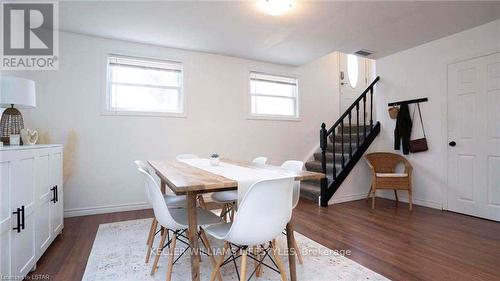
0, 145, 63, 281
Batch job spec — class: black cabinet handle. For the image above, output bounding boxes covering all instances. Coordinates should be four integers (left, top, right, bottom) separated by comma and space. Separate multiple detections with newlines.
21, 205, 25, 230
12, 208, 21, 233
55, 185, 58, 203
51, 186, 57, 203
449, 141, 456, 147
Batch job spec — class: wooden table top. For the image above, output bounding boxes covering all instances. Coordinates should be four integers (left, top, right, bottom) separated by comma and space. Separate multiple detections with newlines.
148, 159, 325, 195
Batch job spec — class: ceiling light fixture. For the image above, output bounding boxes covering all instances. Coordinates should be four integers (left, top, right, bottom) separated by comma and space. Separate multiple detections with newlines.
257, 0, 294, 16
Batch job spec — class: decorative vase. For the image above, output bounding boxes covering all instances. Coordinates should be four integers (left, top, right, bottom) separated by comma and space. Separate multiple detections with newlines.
210, 157, 220, 166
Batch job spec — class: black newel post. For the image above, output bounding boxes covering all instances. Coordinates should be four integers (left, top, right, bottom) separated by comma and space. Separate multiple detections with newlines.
320, 123, 328, 207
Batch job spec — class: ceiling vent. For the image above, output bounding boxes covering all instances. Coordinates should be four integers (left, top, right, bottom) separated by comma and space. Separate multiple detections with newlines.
354, 49, 374, 57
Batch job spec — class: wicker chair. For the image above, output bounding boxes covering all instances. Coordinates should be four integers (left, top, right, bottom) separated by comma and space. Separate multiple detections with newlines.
365, 152, 413, 210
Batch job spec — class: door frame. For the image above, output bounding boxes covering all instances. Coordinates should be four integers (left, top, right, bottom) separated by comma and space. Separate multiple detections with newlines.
444, 47, 500, 211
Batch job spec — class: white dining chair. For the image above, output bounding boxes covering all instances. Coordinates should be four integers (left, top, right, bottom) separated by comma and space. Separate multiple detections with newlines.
280, 160, 304, 264
280, 160, 304, 209
252, 156, 268, 165
135, 160, 187, 208
211, 157, 268, 222
205, 177, 295, 281
137, 167, 224, 281
134, 161, 187, 264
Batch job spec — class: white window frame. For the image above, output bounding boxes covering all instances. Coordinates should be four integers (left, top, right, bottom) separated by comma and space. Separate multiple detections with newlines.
103, 54, 186, 117
248, 71, 300, 121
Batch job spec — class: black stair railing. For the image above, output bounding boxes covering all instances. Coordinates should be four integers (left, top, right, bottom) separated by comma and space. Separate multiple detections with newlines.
319, 76, 381, 206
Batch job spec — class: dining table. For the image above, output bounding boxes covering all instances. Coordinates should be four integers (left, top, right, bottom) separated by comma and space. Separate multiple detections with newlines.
148, 158, 325, 281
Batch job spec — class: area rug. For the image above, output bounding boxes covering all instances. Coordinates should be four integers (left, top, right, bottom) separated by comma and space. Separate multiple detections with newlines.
82, 219, 389, 281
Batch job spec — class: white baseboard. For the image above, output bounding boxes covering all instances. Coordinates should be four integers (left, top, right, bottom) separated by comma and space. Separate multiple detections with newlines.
377, 193, 442, 210
328, 192, 369, 205
324, 191, 442, 210
64, 202, 150, 218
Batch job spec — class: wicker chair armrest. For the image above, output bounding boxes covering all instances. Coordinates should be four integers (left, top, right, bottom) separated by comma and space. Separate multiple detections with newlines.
403, 160, 413, 176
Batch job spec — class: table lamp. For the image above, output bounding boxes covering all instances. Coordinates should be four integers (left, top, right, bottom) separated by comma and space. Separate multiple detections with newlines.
0, 76, 36, 145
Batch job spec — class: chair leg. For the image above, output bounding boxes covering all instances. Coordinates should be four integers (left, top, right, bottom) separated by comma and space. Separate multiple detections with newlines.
229, 203, 235, 222
394, 190, 398, 202
199, 228, 223, 281
254, 246, 263, 277
166, 231, 177, 281
220, 204, 228, 222
198, 195, 208, 209
408, 189, 413, 211
151, 227, 167, 275
146, 218, 158, 263
371, 189, 376, 209
367, 184, 373, 199
240, 247, 248, 281
292, 234, 304, 265
270, 240, 287, 281
210, 242, 229, 281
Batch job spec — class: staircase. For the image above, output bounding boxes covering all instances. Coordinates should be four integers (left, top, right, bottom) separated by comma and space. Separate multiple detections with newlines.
301, 77, 381, 206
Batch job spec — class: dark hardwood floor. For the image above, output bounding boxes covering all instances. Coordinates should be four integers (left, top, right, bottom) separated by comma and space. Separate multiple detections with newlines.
28, 198, 500, 281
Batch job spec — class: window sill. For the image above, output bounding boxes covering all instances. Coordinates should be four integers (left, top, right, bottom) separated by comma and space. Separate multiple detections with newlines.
101, 110, 187, 118
246, 115, 301, 122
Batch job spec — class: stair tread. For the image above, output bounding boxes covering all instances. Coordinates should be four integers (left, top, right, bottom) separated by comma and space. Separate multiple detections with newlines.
331, 135, 365, 142
300, 182, 321, 202
305, 160, 343, 167
301, 182, 320, 192
305, 161, 345, 175
313, 152, 351, 161
327, 142, 360, 152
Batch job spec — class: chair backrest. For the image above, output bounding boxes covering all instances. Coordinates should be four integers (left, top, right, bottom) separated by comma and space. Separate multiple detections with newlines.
225, 177, 294, 246
134, 160, 153, 202
134, 160, 148, 170
134, 159, 163, 192
137, 167, 185, 230
176, 154, 199, 160
280, 160, 304, 208
365, 152, 411, 173
252, 157, 268, 165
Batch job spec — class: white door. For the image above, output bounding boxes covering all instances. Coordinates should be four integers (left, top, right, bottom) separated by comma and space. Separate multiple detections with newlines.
10, 150, 37, 277
339, 53, 373, 122
340, 53, 368, 113
35, 150, 52, 257
447, 52, 500, 222
0, 152, 15, 279
49, 149, 63, 235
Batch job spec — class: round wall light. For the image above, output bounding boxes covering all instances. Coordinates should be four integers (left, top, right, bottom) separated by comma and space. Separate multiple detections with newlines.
257, 0, 294, 16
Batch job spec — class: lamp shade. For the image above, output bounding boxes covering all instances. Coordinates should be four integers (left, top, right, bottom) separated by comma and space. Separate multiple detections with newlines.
0, 76, 36, 109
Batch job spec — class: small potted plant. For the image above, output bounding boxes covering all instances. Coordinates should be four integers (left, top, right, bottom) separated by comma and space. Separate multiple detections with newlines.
210, 153, 220, 166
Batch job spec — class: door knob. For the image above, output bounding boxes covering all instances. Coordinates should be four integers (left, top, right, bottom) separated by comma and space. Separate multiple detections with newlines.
449, 141, 456, 147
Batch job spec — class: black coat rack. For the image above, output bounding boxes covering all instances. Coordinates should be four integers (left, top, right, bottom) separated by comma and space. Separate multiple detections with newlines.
388, 97, 428, 106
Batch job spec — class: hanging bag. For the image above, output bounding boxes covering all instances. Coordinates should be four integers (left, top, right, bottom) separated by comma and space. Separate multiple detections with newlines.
409, 103, 428, 153
388, 105, 399, 119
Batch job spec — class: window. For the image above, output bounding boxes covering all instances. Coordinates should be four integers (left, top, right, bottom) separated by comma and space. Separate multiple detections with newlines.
105, 55, 183, 115
347, 54, 359, 88
249, 72, 299, 119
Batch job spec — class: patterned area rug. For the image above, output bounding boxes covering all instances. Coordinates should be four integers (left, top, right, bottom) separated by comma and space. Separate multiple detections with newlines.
82, 219, 389, 281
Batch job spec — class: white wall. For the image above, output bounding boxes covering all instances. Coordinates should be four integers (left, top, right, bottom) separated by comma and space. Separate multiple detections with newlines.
8, 32, 340, 217
373, 19, 500, 209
